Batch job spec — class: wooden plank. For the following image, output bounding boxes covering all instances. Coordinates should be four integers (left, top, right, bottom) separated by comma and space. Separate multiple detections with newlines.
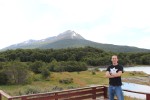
27, 96, 51, 100
26, 89, 104, 100
146, 94, 150, 100
123, 89, 150, 95
0, 90, 11, 98
0, 93, 1, 100
63, 94, 93, 100
50, 90, 93, 99
95, 88, 103, 92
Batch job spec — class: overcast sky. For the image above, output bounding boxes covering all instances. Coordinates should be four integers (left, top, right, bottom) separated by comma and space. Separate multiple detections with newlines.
0, 0, 150, 49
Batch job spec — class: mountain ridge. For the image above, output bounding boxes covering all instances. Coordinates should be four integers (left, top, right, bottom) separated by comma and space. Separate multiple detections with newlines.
1, 30, 150, 52
39, 39, 149, 52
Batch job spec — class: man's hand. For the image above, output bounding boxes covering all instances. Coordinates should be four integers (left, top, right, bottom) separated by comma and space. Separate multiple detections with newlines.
105, 71, 122, 78
105, 71, 115, 78
111, 71, 123, 77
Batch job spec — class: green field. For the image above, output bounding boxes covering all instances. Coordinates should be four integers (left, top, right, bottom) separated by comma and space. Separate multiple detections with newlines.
0, 70, 148, 97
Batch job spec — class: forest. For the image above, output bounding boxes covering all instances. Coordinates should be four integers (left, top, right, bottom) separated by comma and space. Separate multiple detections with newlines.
0, 46, 149, 85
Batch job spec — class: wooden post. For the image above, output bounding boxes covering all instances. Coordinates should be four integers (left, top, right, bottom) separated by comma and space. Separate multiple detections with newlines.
22, 97, 27, 100
103, 86, 108, 99
55, 93, 58, 100
0, 93, 1, 100
92, 87, 96, 99
146, 94, 150, 100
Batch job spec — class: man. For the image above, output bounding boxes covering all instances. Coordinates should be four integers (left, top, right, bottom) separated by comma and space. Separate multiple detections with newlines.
105, 55, 124, 100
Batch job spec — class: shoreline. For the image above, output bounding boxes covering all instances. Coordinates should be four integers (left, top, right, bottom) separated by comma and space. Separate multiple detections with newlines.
88, 65, 150, 69
122, 75, 150, 86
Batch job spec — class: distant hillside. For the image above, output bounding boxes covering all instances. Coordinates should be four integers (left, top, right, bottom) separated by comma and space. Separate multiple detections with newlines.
39, 39, 150, 52
1, 30, 84, 50
1, 30, 150, 52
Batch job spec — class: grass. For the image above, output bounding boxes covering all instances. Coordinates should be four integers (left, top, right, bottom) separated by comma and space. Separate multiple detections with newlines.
0, 70, 148, 97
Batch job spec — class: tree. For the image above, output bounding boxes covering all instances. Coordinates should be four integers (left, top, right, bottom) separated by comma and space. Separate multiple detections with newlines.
141, 54, 150, 65
40, 66, 50, 79
3, 61, 31, 84
29, 61, 44, 74
0, 71, 8, 84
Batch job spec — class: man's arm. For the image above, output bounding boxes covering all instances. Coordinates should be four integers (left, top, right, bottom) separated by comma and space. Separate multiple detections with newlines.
105, 71, 114, 78
105, 71, 123, 78
111, 71, 123, 77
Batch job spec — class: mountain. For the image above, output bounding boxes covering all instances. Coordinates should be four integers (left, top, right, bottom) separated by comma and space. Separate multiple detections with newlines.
39, 39, 150, 52
2, 30, 84, 50
1, 30, 150, 52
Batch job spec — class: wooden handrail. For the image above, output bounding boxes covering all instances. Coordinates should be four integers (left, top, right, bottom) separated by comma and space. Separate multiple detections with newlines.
0, 90, 11, 99
0, 85, 107, 100
1, 85, 150, 100
123, 89, 150, 100
123, 89, 150, 95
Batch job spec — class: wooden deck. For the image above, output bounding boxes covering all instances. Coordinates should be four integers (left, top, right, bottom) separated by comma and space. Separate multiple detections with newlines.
0, 85, 150, 100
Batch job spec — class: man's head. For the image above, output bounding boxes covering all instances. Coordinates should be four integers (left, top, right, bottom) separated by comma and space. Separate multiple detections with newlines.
111, 55, 118, 65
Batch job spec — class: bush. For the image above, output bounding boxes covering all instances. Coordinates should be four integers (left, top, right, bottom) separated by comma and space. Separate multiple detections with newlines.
94, 67, 99, 71
40, 67, 50, 79
49, 61, 87, 72
59, 78, 73, 84
0, 71, 8, 85
2, 61, 32, 85
67, 86, 75, 89
29, 61, 44, 74
24, 86, 40, 94
92, 71, 96, 75
52, 86, 63, 91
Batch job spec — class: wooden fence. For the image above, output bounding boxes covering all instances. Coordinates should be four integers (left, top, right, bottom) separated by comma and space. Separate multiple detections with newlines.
0, 85, 150, 100
0, 85, 107, 100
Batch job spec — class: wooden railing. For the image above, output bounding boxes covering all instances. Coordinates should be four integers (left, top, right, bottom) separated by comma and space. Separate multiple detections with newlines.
0, 85, 150, 100
123, 89, 150, 100
0, 85, 108, 100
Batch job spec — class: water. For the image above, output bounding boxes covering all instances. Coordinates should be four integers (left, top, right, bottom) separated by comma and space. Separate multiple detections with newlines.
124, 66, 150, 74
99, 66, 150, 74
122, 82, 150, 99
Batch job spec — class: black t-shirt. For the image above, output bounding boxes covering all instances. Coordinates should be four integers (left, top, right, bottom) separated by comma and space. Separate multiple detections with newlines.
106, 64, 123, 86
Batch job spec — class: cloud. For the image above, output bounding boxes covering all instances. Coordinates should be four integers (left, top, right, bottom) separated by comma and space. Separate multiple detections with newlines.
133, 37, 150, 49
40, 0, 113, 23
111, 0, 150, 29
0, 0, 150, 49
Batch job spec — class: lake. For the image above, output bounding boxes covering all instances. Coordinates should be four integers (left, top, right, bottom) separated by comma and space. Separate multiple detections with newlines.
99, 66, 150, 74
124, 66, 150, 74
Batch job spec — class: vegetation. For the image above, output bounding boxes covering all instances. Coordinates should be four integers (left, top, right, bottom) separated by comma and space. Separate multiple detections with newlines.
0, 47, 149, 85
0, 47, 149, 99
0, 47, 149, 66
0, 70, 147, 96
0, 61, 32, 85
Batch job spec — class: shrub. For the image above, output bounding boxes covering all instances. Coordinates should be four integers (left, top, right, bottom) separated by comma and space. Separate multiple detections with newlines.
24, 86, 40, 94
94, 67, 99, 71
59, 78, 73, 84
52, 86, 63, 91
0, 71, 8, 85
40, 66, 50, 79
92, 71, 96, 75
29, 61, 44, 74
2, 61, 32, 84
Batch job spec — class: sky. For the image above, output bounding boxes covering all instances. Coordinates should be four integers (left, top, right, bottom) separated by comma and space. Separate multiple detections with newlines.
0, 0, 150, 49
